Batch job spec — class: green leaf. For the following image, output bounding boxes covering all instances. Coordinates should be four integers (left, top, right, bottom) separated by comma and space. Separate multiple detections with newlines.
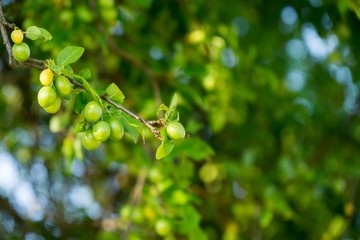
39, 28, 52, 41
121, 113, 145, 143
74, 121, 86, 133
25, 26, 52, 42
157, 103, 169, 116
81, 78, 102, 106
78, 68, 91, 80
74, 92, 89, 114
25, 26, 41, 40
169, 93, 178, 111
56, 46, 85, 66
156, 139, 174, 159
121, 117, 139, 143
105, 83, 125, 104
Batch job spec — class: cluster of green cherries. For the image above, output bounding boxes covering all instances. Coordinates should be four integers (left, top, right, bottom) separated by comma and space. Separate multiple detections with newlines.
37, 67, 125, 150
36, 68, 125, 150
81, 101, 125, 150
37, 68, 72, 114
10, 29, 186, 151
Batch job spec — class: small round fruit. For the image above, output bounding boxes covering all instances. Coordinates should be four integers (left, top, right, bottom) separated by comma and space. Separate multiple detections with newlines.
44, 98, 61, 114
12, 42, 30, 62
11, 29, 23, 44
39, 68, 54, 86
54, 75, 73, 97
120, 205, 131, 220
82, 129, 101, 150
98, 0, 114, 8
155, 219, 172, 236
37, 86, 57, 108
108, 117, 124, 141
83, 101, 102, 122
131, 208, 144, 224
166, 121, 185, 140
93, 120, 111, 141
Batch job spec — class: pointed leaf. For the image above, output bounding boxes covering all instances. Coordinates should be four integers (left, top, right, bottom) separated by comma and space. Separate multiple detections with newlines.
121, 117, 139, 143
56, 46, 85, 66
78, 68, 91, 80
25, 26, 42, 40
39, 28, 52, 41
81, 78, 102, 106
169, 93, 178, 111
156, 139, 174, 159
105, 83, 125, 104
74, 92, 89, 114
74, 121, 86, 133
121, 113, 145, 143
157, 103, 169, 116
25, 26, 52, 42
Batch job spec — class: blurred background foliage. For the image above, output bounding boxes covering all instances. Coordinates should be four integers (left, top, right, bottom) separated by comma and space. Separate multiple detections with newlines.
1, 0, 360, 239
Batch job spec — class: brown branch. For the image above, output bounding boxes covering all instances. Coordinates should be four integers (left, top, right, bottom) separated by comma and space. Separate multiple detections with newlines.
23, 58, 47, 70
101, 96, 161, 140
0, 1, 14, 65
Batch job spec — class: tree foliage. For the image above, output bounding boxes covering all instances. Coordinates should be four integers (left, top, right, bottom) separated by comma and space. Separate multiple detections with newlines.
0, 0, 360, 239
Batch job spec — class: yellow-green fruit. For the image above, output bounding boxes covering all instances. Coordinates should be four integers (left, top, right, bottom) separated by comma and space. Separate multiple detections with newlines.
83, 101, 102, 123
44, 98, 61, 114
37, 86, 57, 108
39, 68, 54, 86
166, 121, 186, 140
108, 118, 124, 141
93, 120, 111, 141
155, 219, 172, 236
12, 42, 30, 62
54, 75, 73, 97
11, 29, 23, 44
82, 129, 101, 150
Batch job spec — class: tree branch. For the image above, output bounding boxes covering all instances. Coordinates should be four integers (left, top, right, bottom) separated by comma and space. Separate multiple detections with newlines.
0, 1, 14, 65
0, 2, 162, 140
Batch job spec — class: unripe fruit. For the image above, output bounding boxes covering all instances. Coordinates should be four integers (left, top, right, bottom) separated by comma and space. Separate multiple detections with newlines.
155, 219, 172, 236
12, 42, 30, 62
120, 205, 132, 220
82, 129, 101, 150
39, 68, 54, 86
11, 29, 23, 44
108, 117, 124, 141
166, 121, 185, 140
98, 0, 114, 8
131, 208, 144, 224
37, 86, 57, 108
83, 101, 102, 122
44, 98, 61, 114
93, 120, 111, 141
54, 75, 73, 97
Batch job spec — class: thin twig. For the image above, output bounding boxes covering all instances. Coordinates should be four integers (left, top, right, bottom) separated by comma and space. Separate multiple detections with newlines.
121, 168, 148, 239
102, 97, 161, 140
